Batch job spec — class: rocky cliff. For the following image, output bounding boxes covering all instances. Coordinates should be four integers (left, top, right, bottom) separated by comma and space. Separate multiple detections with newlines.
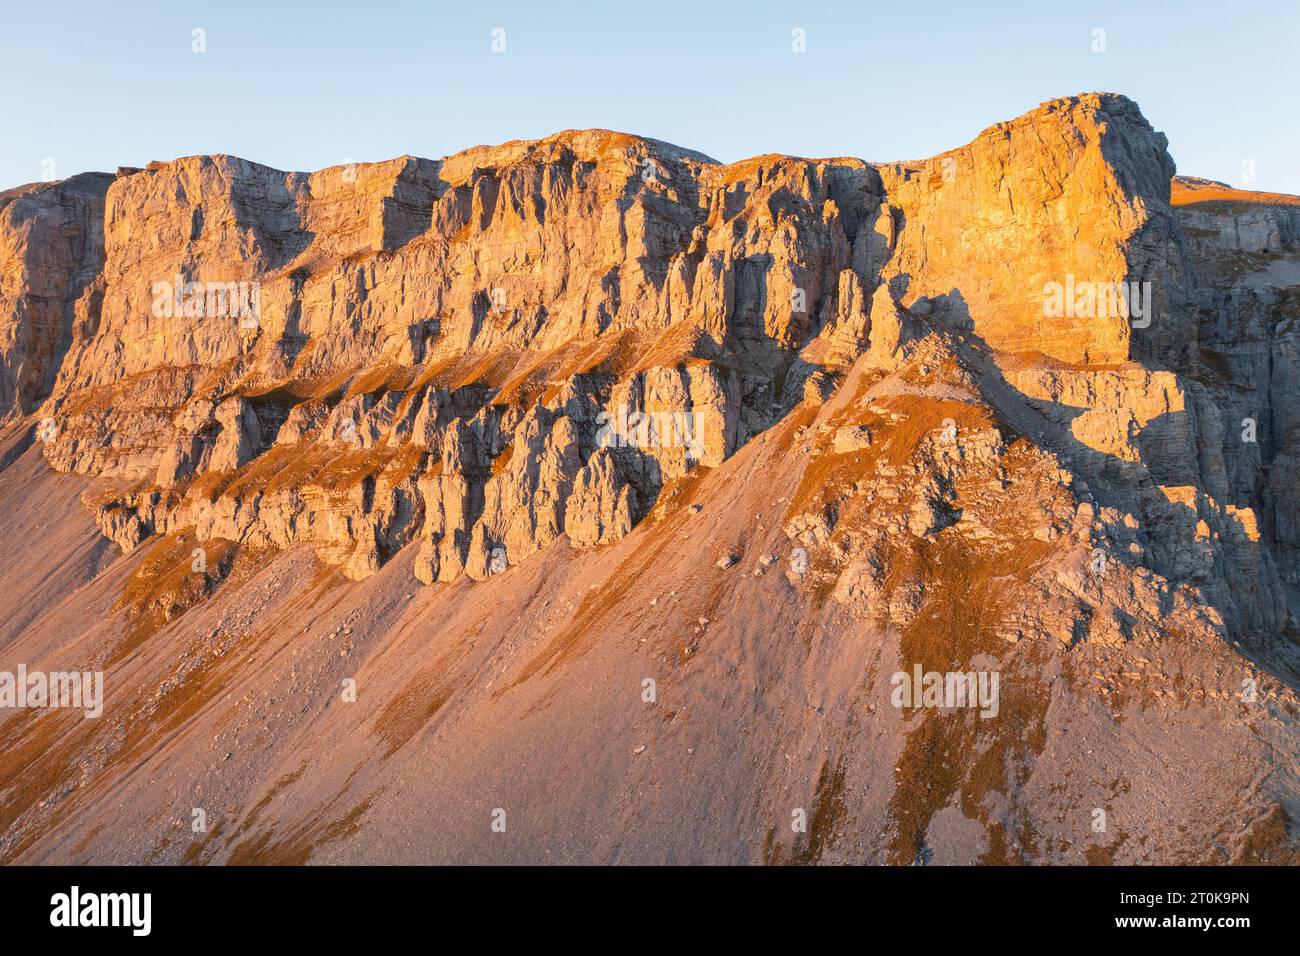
1, 93, 1297, 864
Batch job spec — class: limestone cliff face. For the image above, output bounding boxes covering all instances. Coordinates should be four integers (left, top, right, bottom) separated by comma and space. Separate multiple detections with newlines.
0, 172, 112, 423
6, 93, 1300, 651
4, 93, 1300, 866
876, 93, 1190, 366
26, 125, 880, 585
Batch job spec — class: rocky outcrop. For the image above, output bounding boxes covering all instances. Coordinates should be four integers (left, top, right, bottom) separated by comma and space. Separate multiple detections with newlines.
0, 172, 112, 423
3, 92, 1299, 656
4, 93, 1300, 867
565, 448, 637, 548
877, 93, 1193, 367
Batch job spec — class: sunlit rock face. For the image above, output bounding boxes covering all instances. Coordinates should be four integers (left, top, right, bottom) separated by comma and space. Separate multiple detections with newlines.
3, 91, 1299, 648
876, 93, 1193, 367
3, 93, 1300, 866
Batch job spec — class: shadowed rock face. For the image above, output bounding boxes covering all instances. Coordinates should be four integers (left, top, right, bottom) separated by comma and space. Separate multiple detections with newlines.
0, 171, 113, 423
1, 93, 1298, 865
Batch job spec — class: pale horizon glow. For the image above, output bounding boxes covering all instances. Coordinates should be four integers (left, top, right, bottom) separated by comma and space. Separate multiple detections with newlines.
1, 0, 1296, 194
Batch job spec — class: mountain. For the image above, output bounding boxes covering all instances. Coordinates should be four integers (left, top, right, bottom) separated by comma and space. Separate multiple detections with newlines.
1, 92, 1297, 864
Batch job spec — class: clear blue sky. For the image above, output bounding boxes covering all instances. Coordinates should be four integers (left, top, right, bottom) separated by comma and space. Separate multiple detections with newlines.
2, 0, 1296, 193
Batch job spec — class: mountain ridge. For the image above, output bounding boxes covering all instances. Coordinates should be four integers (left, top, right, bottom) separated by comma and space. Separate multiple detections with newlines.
1, 91, 1298, 864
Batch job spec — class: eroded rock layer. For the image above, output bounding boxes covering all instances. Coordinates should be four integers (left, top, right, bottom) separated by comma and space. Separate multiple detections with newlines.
1, 92, 1298, 864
